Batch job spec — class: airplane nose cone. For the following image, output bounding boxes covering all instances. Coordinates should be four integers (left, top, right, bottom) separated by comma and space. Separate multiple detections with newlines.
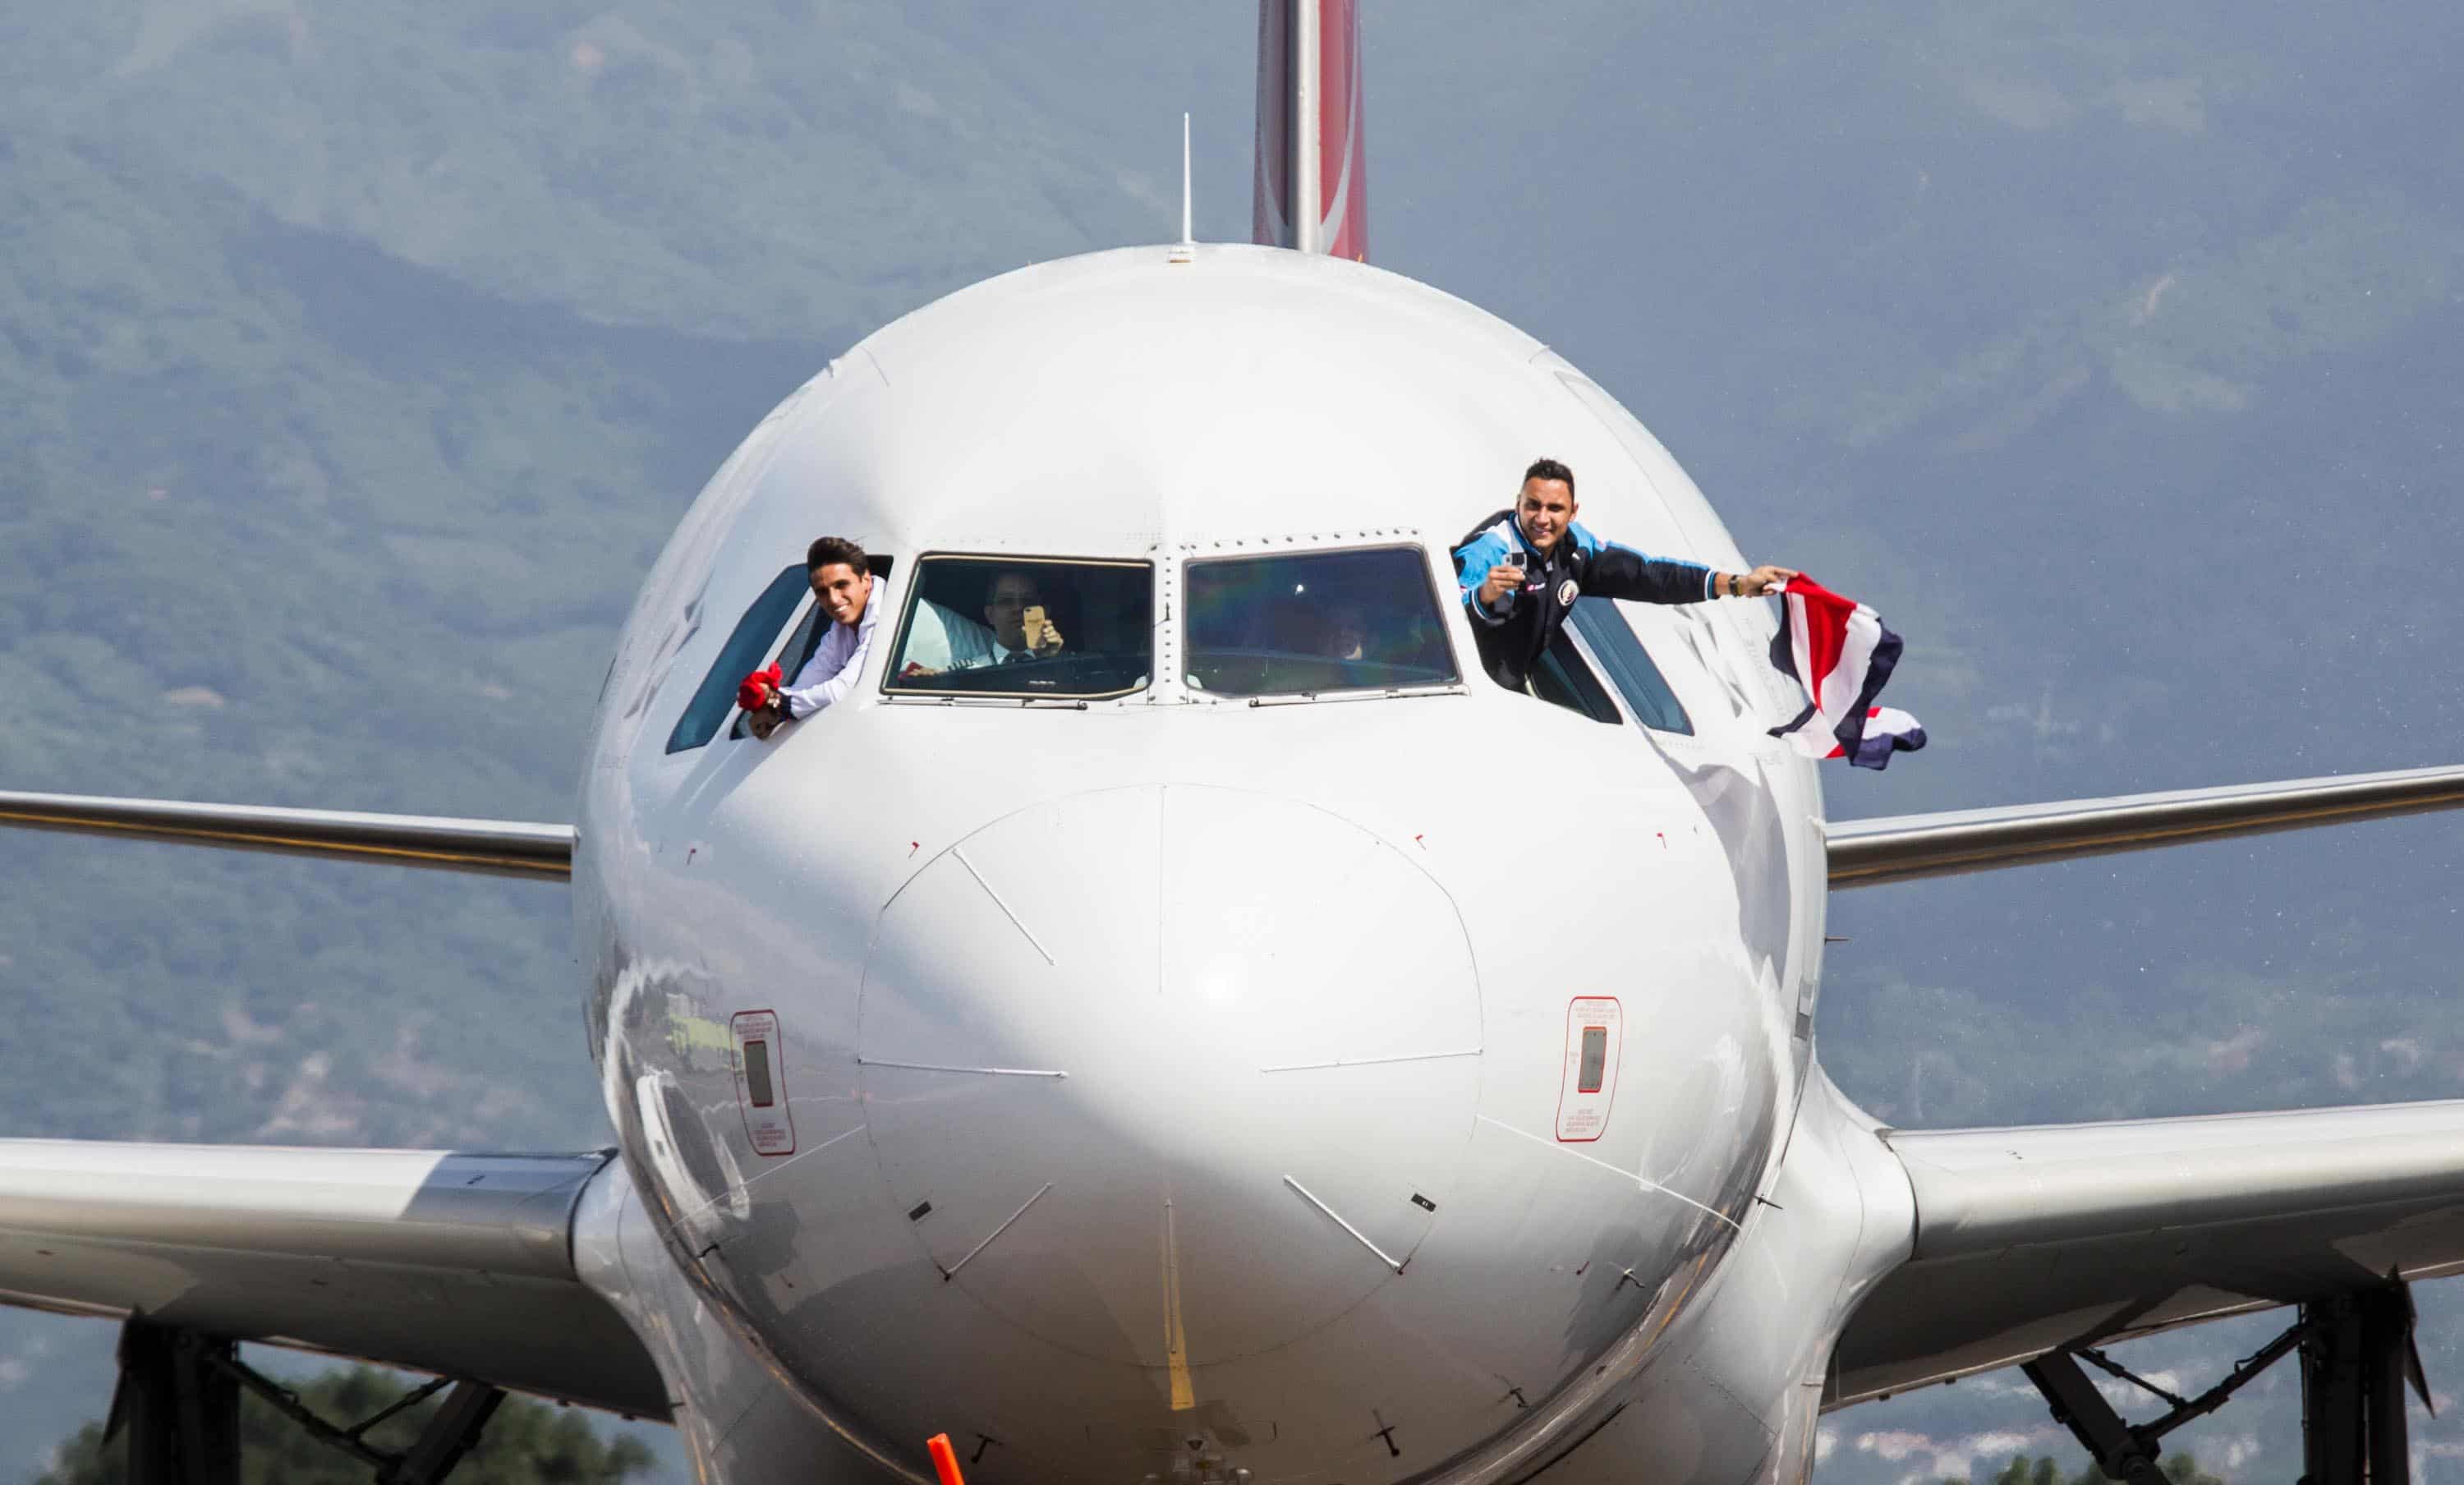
857, 785, 1481, 1369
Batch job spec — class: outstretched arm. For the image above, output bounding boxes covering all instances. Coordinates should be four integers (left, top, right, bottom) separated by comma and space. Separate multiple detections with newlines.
779, 642, 869, 718
1709, 563, 1798, 598
1591, 544, 1799, 603
1584, 543, 1717, 604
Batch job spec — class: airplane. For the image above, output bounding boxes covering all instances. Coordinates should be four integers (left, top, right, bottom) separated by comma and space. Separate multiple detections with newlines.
6, 2, 2464, 1482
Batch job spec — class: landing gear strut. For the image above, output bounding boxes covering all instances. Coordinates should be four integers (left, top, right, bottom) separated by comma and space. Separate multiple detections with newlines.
2023, 1284, 2429, 1485
104, 1317, 506, 1483
2297, 1289, 2426, 1485
108, 1321, 241, 1484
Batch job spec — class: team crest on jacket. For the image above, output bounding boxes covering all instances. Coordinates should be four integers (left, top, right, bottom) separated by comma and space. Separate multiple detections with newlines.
1556, 579, 1580, 607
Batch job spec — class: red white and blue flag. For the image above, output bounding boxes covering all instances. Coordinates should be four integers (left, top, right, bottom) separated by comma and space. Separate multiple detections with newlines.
1767, 576, 1926, 770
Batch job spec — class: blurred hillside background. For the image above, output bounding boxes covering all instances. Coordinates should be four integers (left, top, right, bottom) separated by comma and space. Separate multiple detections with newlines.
2, 1, 2462, 1478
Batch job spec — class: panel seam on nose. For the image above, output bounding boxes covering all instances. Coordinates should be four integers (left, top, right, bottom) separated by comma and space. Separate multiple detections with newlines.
1283, 1174, 1407, 1273
942, 1181, 1055, 1280
952, 846, 1054, 965
1260, 1047, 1482, 1073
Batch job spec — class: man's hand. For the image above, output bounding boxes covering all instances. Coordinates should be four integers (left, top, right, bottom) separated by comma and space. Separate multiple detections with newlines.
1031, 616, 1065, 658
1477, 563, 1525, 609
1737, 564, 1798, 597
745, 702, 784, 740
736, 664, 783, 714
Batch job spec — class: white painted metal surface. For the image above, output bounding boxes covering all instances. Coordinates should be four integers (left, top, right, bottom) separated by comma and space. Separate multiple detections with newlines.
1289, 0, 1320, 255
568, 240, 1823, 1483
1833, 1100, 2464, 1407
0, 1142, 661, 1415
1827, 762, 2464, 888
0, 789, 572, 876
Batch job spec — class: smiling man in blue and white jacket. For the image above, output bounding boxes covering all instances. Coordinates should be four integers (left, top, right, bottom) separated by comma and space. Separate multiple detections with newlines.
1451, 458, 1798, 695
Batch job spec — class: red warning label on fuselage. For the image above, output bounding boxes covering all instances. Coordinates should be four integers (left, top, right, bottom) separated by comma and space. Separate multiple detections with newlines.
1555, 997, 1623, 1142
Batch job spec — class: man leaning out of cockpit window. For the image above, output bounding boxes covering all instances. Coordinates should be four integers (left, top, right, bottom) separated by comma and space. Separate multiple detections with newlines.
745, 537, 876, 739
1451, 457, 1796, 695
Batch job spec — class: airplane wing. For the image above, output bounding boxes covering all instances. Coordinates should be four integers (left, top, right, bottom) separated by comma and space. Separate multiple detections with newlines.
1820, 763, 2464, 1407
1827, 1099, 2464, 1407
1825, 762, 2464, 889
21, 761, 2464, 889
0, 1140, 666, 1418
0, 790, 572, 877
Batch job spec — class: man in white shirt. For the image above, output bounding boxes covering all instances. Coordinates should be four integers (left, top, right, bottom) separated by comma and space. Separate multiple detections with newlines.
746, 536, 878, 739
896, 568, 1065, 678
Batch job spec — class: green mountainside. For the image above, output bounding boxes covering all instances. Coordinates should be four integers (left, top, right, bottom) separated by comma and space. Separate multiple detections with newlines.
4, 2, 2463, 1479
35, 1364, 655, 1485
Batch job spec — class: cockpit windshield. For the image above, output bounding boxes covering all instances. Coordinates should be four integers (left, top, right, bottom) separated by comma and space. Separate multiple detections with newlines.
1184, 546, 1460, 697
884, 555, 1153, 699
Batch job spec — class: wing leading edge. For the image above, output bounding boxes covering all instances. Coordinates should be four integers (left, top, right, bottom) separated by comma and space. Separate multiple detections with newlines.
0, 790, 572, 877
1827, 1100, 2464, 1407
0, 1140, 665, 1418
1825, 762, 2464, 889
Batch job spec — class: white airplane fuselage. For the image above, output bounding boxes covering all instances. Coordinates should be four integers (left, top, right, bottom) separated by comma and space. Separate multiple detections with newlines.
567, 244, 1907, 1484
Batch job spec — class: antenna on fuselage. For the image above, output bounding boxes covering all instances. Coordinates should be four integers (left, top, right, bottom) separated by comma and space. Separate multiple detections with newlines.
1170, 112, 1197, 264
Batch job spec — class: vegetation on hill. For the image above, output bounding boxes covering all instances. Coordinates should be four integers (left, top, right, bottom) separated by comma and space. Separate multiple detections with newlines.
1951, 1455, 2223, 1485
35, 1364, 655, 1484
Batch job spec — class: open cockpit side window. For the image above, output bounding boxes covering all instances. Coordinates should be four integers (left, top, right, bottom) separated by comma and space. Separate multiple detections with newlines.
1568, 598, 1694, 735
668, 554, 895, 752
721, 602, 819, 743
1530, 629, 1622, 723
666, 563, 810, 753
1182, 545, 1460, 697
883, 555, 1153, 700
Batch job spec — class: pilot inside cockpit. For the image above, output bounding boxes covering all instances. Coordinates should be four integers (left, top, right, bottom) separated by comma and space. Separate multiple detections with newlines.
899, 568, 1067, 677
885, 556, 1154, 699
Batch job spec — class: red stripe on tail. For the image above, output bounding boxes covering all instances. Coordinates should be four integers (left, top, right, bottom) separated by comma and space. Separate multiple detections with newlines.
1253, 0, 1369, 261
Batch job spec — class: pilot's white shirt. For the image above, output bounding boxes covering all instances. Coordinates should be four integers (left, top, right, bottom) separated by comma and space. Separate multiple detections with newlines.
779, 596, 879, 719
899, 600, 1026, 673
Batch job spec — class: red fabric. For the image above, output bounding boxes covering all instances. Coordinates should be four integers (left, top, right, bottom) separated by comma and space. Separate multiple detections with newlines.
1780, 575, 1855, 709
737, 663, 783, 711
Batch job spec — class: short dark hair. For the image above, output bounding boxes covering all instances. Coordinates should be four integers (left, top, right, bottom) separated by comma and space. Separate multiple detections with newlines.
807, 536, 868, 575
1524, 458, 1575, 498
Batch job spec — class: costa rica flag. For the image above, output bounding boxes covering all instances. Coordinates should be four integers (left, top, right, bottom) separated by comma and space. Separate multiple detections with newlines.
1767, 576, 1926, 770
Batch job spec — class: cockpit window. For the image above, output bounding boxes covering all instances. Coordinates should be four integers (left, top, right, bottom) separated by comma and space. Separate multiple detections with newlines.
666, 563, 809, 753
884, 556, 1153, 700
1183, 546, 1460, 697
1531, 628, 1621, 723
1568, 599, 1694, 735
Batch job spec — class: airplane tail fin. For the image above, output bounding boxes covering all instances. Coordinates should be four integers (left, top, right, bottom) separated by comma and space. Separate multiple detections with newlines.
1252, 0, 1368, 260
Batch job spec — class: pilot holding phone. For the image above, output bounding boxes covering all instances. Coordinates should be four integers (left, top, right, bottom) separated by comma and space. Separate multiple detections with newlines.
899, 569, 1066, 677
1454, 457, 1795, 695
